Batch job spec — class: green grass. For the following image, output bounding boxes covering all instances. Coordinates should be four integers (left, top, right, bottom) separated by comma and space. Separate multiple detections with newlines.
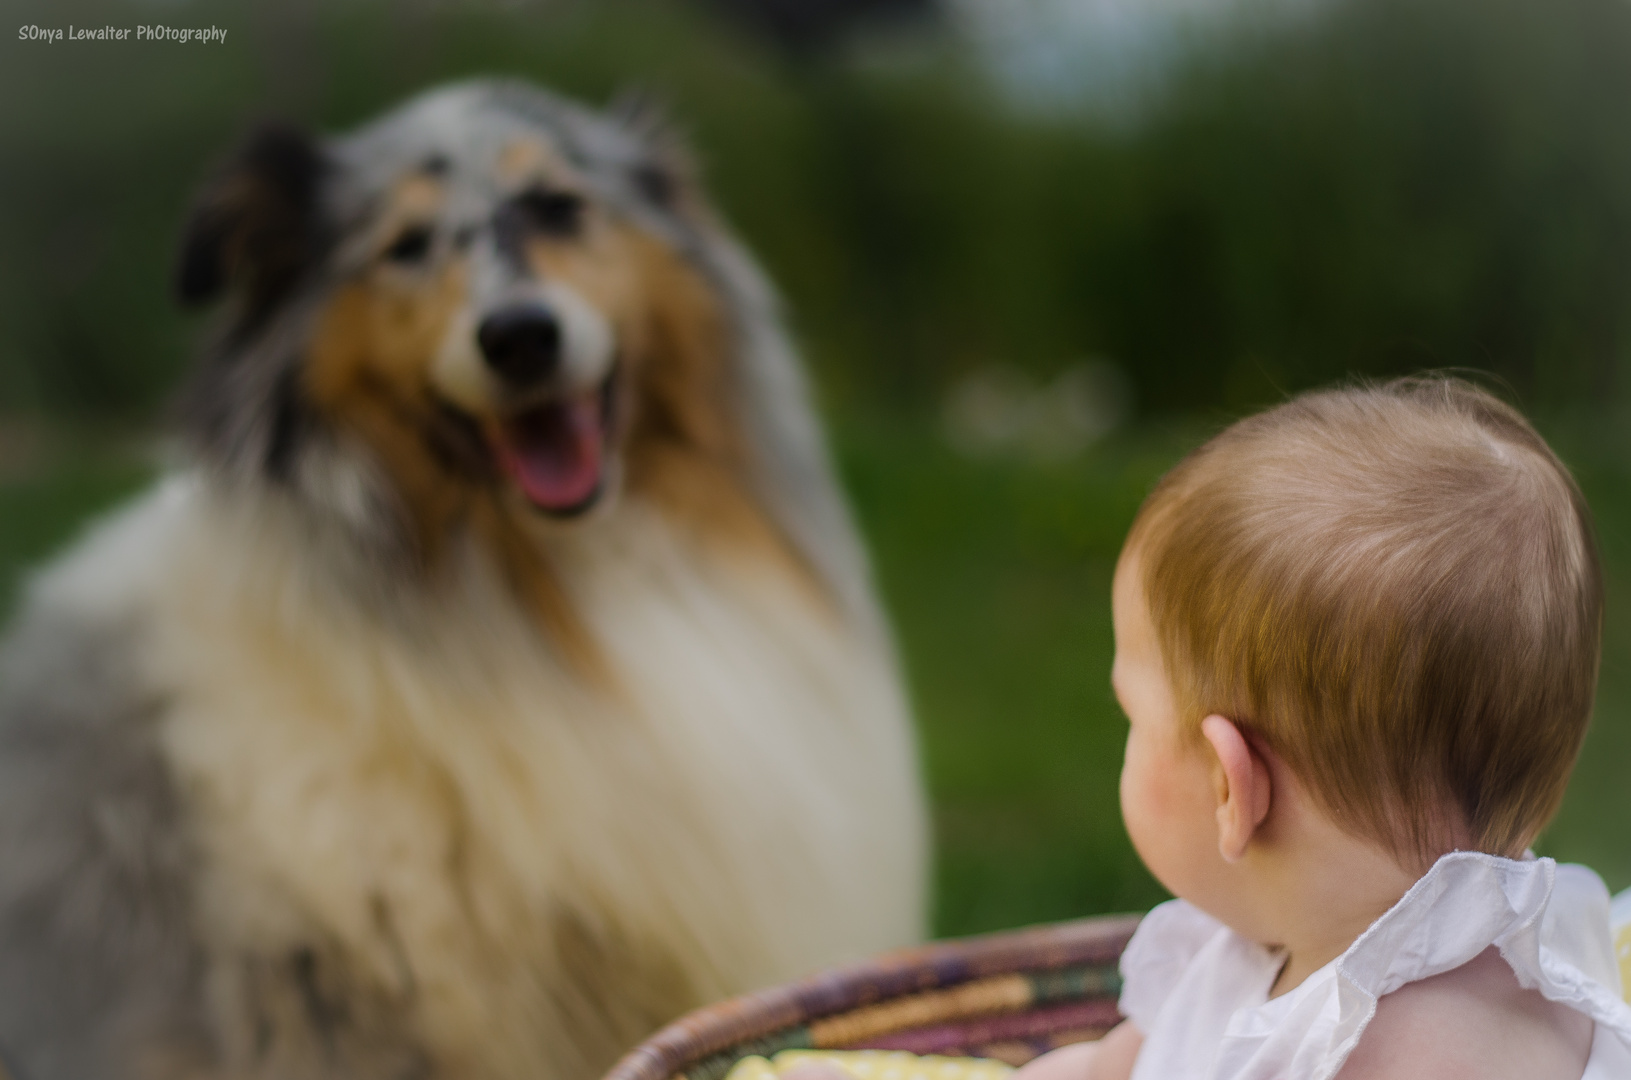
0, 436, 155, 615
3, 411, 1629, 940
834, 414, 1200, 934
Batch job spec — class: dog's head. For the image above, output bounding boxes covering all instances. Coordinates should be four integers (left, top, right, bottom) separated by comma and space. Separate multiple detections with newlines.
179, 81, 788, 572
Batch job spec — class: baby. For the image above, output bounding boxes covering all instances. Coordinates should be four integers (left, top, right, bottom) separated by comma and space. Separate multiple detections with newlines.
1014, 377, 1631, 1079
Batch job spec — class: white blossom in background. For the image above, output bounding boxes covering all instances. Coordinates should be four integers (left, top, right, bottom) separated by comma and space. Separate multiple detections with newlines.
943, 360, 1132, 461
947, 0, 1326, 121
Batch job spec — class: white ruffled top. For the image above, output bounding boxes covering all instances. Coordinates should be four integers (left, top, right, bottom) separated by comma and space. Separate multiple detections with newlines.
1118, 852, 1631, 1080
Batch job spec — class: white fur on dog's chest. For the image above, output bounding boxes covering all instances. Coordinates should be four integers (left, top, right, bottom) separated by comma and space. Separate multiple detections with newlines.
41, 475, 923, 1074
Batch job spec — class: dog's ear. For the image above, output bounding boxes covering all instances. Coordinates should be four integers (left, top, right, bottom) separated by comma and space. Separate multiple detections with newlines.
608, 88, 700, 214
175, 121, 329, 314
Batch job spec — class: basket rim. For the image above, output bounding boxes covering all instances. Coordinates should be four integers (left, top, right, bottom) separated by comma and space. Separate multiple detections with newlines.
601, 912, 1142, 1080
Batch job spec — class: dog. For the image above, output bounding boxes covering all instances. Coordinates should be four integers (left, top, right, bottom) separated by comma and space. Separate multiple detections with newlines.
0, 80, 927, 1080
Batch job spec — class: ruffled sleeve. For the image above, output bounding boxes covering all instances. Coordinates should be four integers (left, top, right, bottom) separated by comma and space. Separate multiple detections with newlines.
1118, 899, 1227, 1032
1315, 854, 1631, 1079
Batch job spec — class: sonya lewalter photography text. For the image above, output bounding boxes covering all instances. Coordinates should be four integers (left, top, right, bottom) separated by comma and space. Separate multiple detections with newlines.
17, 24, 228, 43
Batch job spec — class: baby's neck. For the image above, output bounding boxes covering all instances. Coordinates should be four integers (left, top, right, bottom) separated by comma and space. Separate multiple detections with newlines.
1244, 810, 1424, 998
1267, 892, 1399, 998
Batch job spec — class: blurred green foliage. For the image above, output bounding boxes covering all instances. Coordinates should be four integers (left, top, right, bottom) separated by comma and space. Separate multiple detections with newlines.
3, 0, 1631, 937
8, 0, 1631, 416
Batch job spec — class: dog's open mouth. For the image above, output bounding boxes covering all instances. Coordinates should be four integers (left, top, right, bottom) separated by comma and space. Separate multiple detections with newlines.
491, 378, 615, 516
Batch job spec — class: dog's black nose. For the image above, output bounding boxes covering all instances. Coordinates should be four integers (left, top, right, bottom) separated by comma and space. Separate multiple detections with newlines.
477, 303, 561, 386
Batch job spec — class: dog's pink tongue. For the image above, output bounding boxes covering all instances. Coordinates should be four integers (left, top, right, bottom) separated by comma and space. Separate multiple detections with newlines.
500, 398, 603, 511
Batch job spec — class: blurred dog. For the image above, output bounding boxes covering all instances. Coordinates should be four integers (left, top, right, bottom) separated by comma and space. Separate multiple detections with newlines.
0, 81, 927, 1080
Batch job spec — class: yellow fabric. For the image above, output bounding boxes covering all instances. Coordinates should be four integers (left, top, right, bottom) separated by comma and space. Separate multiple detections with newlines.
725, 1049, 1013, 1080
1617, 921, 1631, 1004
1615, 885, 1631, 1003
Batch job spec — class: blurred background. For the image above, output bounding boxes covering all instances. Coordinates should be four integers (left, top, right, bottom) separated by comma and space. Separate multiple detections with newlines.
3, 0, 1630, 937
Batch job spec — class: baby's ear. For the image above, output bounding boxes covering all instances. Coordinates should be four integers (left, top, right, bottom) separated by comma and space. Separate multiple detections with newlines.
1201, 715, 1272, 862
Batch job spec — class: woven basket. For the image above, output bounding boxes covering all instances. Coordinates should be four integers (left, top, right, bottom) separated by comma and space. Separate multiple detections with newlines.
603, 914, 1141, 1080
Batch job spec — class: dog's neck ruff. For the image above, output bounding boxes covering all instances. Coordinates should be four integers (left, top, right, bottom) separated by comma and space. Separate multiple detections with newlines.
32, 470, 925, 1079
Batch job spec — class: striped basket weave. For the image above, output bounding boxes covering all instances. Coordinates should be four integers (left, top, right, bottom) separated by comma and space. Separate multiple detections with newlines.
602, 914, 1141, 1080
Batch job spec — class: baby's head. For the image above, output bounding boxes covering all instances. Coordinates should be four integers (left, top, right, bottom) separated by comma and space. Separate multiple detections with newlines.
1114, 378, 1602, 902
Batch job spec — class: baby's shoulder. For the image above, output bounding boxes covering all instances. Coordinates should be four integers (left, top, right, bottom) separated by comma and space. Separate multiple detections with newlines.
1336, 946, 1593, 1080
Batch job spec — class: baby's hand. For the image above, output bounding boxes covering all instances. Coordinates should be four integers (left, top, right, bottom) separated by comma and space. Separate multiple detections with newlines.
1011, 1022, 1143, 1080
1011, 1041, 1101, 1080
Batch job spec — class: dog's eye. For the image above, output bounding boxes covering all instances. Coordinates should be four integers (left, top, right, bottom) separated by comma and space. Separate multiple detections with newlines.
384, 225, 434, 264
516, 189, 584, 237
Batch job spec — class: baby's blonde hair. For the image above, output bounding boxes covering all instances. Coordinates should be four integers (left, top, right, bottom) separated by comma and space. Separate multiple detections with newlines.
1126, 377, 1602, 863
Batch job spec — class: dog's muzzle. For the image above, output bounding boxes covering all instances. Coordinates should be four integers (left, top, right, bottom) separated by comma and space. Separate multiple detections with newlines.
432, 281, 618, 518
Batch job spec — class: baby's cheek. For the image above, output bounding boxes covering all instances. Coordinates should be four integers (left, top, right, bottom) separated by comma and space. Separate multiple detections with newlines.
1120, 730, 1203, 895
1120, 735, 1165, 848
1121, 781, 1168, 888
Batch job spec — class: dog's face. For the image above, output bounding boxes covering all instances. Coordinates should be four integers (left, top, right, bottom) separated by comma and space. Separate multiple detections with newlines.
179, 83, 748, 561
328, 137, 632, 520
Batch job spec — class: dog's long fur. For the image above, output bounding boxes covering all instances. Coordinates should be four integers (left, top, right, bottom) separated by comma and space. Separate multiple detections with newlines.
0, 82, 927, 1080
